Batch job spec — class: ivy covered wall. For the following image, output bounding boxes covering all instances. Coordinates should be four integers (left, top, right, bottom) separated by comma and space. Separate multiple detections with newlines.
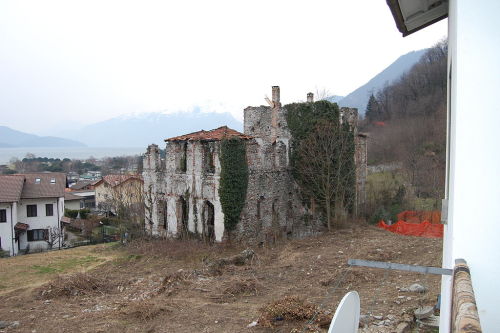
285, 100, 356, 228
219, 138, 249, 232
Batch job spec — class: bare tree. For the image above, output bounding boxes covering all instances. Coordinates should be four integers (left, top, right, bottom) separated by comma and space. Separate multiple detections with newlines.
45, 226, 65, 249
295, 121, 356, 230
314, 87, 332, 101
101, 177, 145, 225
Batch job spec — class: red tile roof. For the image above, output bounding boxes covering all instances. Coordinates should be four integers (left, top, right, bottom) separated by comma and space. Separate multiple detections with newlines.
165, 126, 252, 142
94, 174, 143, 188
0, 175, 25, 203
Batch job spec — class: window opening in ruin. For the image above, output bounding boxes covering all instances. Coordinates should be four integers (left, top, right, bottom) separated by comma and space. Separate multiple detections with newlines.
203, 142, 215, 174
272, 199, 279, 226
176, 196, 188, 236
287, 200, 293, 219
203, 200, 215, 242
163, 202, 168, 230
256, 199, 261, 219
177, 142, 188, 173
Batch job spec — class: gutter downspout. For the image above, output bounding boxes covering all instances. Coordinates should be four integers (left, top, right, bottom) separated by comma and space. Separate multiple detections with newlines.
10, 203, 14, 256
57, 198, 61, 250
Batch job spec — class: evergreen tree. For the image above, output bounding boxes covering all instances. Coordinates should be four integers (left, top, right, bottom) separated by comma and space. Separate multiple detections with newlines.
365, 94, 381, 122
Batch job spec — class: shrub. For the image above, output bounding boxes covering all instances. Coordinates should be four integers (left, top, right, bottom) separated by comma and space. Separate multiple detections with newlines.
39, 273, 109, 298
123, 301, 169, 321
259, 296, 318, 327
64, 209, 79, 219
79, 209, 91, 219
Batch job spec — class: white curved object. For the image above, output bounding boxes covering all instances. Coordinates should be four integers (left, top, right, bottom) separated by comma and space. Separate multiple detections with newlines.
327, 291, 360, 333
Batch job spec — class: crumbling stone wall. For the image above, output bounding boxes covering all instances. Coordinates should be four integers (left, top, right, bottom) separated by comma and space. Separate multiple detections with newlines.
340, 107, 367, 216
238, 87, 319, 242
143, 87, 367, 242
340, 107, 358, 131
355, 134, 368, 216
144, 140, 225, 241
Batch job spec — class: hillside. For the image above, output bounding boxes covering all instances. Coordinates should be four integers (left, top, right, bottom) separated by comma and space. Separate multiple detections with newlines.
337, 49, 427, 115
0, 226, 441, 332
61, 110, 243, 147
363, 40, 447, 214
0, 126, 86, 148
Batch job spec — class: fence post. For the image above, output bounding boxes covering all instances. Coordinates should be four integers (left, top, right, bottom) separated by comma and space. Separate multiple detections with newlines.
451, 259, 482, 332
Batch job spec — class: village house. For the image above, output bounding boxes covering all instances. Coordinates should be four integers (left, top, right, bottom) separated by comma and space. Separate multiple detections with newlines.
143, 87, 367, 243
0, 173, 66, 256
67, 179, 98, 209
64, 192, 84, 210
94, 174, 144, 215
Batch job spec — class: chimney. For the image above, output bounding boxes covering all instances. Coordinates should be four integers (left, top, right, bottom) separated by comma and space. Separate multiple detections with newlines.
307, 92, 314, 103
272, 86, 280, 107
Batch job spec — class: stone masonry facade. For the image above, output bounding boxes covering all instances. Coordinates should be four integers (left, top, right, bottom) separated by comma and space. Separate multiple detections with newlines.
143, 86, 367, 242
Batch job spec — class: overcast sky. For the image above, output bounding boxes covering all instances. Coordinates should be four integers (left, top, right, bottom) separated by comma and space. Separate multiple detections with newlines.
0, 0, 447, 135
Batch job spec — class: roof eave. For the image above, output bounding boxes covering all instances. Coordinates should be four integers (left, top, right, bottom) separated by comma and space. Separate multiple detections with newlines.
386, 0, 448, 37
20, 194, 64, 199
166, 137, 252, 143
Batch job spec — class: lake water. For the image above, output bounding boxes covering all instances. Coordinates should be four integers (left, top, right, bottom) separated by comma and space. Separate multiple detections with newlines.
0, 147, 146, 164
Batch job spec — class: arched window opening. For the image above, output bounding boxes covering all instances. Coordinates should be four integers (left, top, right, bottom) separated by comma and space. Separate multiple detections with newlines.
176, 196, 188, 236
203, 200, 215, 242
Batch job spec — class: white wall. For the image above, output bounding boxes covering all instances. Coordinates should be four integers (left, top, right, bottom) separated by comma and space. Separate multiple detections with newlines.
65, 199, 81, 210
441, 1, 500, 331
17, 198, 62, 251
0, 203, 14, 255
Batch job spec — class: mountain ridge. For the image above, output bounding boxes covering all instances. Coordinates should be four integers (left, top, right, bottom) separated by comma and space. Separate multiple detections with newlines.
0, 126, 86, 148
60, 110, 243, 147
336, 49, 427, 115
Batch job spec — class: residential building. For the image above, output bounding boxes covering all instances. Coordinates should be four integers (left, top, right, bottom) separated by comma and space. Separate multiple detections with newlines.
79, 170, 101, 181
0, 173, 66, 256
64, 192, 83, 210
68, 180, 97, 209
69, 180, 97, 191
94, 174, 143, 215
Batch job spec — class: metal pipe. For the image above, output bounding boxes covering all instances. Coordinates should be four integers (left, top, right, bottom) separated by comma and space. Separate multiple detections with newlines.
10, 203, 14, 256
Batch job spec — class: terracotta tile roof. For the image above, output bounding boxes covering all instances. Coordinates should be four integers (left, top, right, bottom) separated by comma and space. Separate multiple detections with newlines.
20, 173, 66, 199
0, 175, 25, 203
165, 126, 252, 142
95, 174, 143, 188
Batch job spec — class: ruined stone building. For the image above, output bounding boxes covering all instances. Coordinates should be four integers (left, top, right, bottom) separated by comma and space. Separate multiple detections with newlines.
143, 86, 367, 242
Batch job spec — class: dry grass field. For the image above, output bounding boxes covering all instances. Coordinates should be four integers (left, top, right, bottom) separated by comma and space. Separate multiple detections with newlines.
0, 226, 442, 332
0, 244, 117, 296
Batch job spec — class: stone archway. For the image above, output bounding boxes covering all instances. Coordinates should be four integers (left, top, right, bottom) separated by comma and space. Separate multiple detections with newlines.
176, 196, 188, 236
202, 200, 215, 242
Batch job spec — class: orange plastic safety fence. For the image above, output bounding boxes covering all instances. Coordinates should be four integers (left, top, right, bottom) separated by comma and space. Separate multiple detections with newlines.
396, 210, 441, 224
377, 220, 443, 238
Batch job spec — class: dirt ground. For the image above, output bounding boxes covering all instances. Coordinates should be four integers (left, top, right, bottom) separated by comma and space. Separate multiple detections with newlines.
0, 225, 442, 333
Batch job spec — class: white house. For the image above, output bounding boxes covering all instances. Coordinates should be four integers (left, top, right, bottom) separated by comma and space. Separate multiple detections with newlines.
64, 192, 83, 210
387, 1, 500, 331
0, 173, 66, 256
